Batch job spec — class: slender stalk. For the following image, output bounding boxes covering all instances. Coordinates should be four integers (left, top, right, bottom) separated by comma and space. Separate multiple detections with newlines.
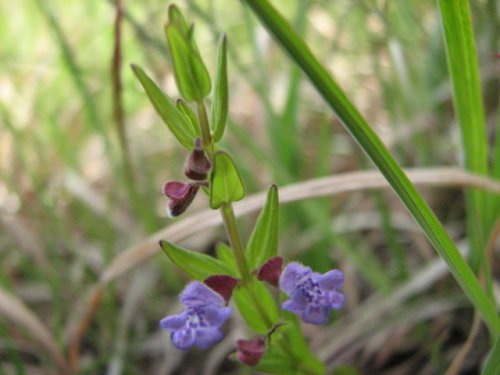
220, 203, 251, 282
196, 101, 213, 153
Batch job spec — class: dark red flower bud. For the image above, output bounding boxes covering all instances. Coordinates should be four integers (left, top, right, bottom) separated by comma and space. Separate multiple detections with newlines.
184, 139, 211, 180
204, 275, 238, 305
162, 181, 199, 217
236, 338, 266, 366
257, 256, 283, 287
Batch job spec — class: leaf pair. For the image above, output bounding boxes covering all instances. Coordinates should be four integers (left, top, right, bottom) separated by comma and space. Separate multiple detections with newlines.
132, 5, 228, 149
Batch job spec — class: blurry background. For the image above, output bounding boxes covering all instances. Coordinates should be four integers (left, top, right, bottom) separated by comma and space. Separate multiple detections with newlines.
0, 0, 498, 373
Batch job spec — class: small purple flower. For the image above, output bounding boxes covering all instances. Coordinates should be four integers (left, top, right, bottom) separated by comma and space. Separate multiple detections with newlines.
162, 181, 199, 217
279, 262, 345, 324
160, 281, 233, 351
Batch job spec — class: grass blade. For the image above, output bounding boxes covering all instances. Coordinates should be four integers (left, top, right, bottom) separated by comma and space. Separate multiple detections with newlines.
437, 0, 489, 271
240, 0, 500, 336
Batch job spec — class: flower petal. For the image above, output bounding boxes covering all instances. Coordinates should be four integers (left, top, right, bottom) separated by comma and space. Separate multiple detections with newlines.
326, 290, 345, 309
194, 327, 223, 349
180, 281, 224, 307
279, 262, 311, 295
171, 329, 196, 351
302, 305, 330, 324
316, 269, 344, 291
203, 306, 233, 327
163, 181, 191, 199
159, 312, 187, 332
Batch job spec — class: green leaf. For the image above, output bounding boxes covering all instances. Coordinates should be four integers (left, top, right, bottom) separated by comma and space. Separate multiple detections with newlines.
209, 151, 245, 209
167, 4, 189, 36
246, 185, 279, 269
210, 35, 228, 142
165, 25, 211, 101
255, 349, 294, 374
176, 99, 200, 138
215, 242, 239, 277
482, 334, 500, 375
242, 0, 500, 337
233, 280, 278, 334
159, 240, 234, 280
131, 64, 195, 149
438, 0, 489, 271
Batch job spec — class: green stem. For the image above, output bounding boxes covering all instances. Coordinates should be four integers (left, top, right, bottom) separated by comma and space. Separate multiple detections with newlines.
196, 101, 213, 154
220, 203, 252, 282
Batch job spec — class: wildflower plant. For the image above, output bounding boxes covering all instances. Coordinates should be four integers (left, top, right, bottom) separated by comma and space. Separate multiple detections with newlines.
132, 5, 344, 373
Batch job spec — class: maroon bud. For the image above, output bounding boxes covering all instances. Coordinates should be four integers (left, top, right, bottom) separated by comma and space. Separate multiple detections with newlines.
184, 139, 211, 180
204, 275, 238, 305
236, 338, 266, 366
162, 181, 199, 217
257, 256, 283, 287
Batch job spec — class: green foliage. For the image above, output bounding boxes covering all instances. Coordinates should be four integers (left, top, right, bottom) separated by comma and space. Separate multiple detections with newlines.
242, 0, 500, 337
159, 240, 235, 280
209, 151, 246, 209
246, 184, 279, 269
233, 280, 279, 334
165, 5, 211, 101
482, 334, 500, 375
210, 35, 229, 142
131, 64, 195, 149
176, 99, 201, 138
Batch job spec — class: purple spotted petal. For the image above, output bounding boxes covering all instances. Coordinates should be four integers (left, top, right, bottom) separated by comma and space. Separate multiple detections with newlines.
202, 306, 233, 327
317, 269, 344, 290
326, 290, 345, 309
282, 299, 305, 315
159, 312, 188, 331
171, 329, 196, 351
302, 305, 330, 324
180, 281, 225, 308
194, 327, 224, 349
279, 262, 311, 295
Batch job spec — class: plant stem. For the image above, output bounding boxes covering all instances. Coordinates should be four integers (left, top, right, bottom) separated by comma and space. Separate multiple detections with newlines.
220, 203, 251, 283
196, 101, 213, 154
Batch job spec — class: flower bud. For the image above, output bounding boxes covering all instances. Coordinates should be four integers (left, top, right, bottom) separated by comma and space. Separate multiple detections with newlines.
257, 256, 283, 287
236, 338, 266, 366
184, 139, 211, 180
204, 275, 238, 305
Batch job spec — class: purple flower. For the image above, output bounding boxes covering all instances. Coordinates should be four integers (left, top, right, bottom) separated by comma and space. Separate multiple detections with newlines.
279, 262, 345, 324
160, 281, 233, 351
162, 181, 199, 217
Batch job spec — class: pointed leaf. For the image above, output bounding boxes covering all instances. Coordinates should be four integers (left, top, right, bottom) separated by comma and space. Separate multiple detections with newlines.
246, 185, 279, 269
165, 25, 211, 101
209, 151, 245, 209
233, 280, 279, 334
211, 35, 228, 142
167, 4, 189, 36
131, 64, 195, 149
159, 240, 234, 280
176, 99, 200, 137
215, 242, 239, 277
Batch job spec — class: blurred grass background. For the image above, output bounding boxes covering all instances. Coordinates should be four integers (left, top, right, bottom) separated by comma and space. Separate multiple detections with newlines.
0, 0, 498, 374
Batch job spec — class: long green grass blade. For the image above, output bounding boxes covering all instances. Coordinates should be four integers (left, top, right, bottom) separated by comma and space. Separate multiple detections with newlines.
482, 334, 500, 375
241, 0, 500, 336
437, 0, 489, 271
